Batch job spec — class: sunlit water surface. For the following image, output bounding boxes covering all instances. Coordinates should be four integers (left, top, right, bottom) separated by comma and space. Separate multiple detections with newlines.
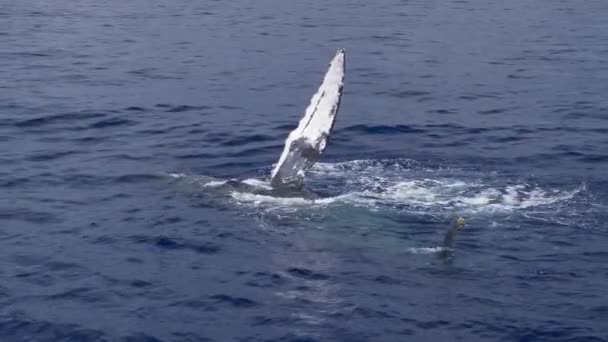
2, 0, 608, 341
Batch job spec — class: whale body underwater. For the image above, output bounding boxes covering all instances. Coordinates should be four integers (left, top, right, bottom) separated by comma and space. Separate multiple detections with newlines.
216, 49, 346, 199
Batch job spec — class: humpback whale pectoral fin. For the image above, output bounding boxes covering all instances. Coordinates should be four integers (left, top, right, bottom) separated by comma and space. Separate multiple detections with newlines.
270, 138, 315, 190
301, 142, 321, 160
271, 173, 304, 191
270, 49, 345, 190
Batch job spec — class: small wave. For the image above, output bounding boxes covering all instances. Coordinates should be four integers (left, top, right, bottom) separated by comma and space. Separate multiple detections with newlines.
167, 173, 221, 186
26, 150, 79, 162
0, 207, 62, 224
209, 294, 258, 308
14, 111, 106, 128
237, 178, 270, 189
287, 267, 330, 281
0, 312, 107, 340
113, 173, 165, 184
89, 118, 136, 129
342, 124, 426, 135
164, 104, 212, 113
130, 235, 221, 255
220, 134, 274, 147
168, 174, 271, 190
124, 106, 146, 112
230, 191, 314, 207
406, 246, 450, 254
204, 180, 229, 188
311, 158, 424, 174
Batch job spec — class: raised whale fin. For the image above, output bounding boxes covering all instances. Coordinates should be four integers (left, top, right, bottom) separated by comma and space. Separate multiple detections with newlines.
271, 49, 346, 189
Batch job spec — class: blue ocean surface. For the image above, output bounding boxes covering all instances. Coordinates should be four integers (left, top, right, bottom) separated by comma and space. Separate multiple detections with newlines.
1, 0, 608, 341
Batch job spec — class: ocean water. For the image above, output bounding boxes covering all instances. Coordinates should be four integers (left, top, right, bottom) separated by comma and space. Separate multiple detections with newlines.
2, 0, 608, 341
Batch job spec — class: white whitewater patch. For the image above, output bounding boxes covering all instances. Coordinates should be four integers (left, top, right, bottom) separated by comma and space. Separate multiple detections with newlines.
230, 192, 313, 207
241, 178, 272, 190
311, 159, 422, 174
229, 190, 354, 209
167, 172, 227, 188
377, 181, 584, 212
232, 159, 585, 214
203, 180, 228, 188
168, 159, 585, 216
229, 179, 583, 214
168, 173, 273, 191
406, 246, 450, 254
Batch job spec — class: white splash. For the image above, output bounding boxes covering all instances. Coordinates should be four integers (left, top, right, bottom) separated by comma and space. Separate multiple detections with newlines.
406, 246, 450, 254
241, 178, 272, 190
203, 180, 228, 188
232, 159, 584, 214
168, 159, 585, 217
230, 191, 314, 207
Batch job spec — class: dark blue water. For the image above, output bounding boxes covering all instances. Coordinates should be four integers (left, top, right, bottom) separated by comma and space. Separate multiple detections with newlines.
2, 0, 608, 341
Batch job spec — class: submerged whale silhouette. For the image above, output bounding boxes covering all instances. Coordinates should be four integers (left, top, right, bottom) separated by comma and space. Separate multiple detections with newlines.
223, 49, 345, 198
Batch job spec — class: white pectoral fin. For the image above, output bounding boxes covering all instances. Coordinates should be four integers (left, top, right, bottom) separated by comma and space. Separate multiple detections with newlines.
271, 49, 346, 188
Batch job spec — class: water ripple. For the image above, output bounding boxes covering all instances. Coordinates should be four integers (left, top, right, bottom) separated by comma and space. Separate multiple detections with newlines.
2, 0, 607, 340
